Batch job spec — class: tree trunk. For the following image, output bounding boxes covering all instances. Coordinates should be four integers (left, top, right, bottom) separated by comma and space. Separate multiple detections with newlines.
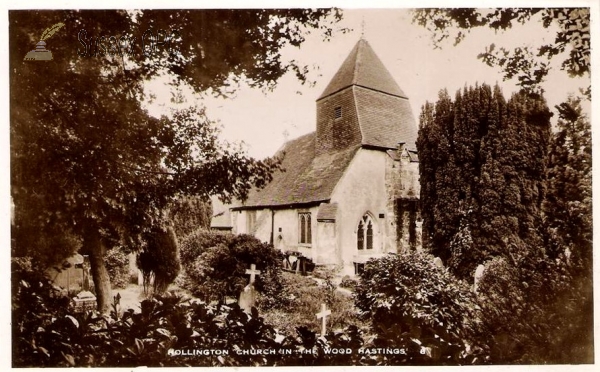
86, 229, 112, 313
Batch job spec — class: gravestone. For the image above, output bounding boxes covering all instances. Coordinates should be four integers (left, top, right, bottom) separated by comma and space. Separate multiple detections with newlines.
433, 257, 444, 269
238, 264, 261, 313
474, 264, 486, 294
72, 290, 97, 312
316, 303, 331, 336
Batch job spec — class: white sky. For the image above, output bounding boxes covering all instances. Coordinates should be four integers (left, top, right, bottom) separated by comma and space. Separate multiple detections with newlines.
144, 7, 591, 159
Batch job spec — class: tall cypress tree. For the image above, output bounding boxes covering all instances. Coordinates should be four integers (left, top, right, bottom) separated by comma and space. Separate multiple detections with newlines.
417, 84, 552, 279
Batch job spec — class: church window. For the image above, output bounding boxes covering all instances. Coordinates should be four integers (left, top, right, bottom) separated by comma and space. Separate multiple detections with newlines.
334, 106, 342, 119
357, 221, 364, 250
299, 212, 312, 245
357, 214, 375, 250
246, 210, 257, 234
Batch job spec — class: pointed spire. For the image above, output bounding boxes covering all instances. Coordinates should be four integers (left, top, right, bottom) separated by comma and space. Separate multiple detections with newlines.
318, 39, 408, 100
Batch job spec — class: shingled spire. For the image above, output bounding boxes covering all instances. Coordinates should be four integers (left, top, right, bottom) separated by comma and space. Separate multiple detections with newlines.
316, 39, 417, 154
318, 39, 408, 100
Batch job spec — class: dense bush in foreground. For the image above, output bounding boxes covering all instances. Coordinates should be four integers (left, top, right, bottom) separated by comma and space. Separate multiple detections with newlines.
355, 252, 489, 365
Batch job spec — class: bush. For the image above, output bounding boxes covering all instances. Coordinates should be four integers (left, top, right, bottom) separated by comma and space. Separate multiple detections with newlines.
137, 226, 181, 295
259, 272, 366, 337
179, 229, 231, 263
104, 248, 130, 289
11, 269, 370, 367
339, 276, 358, 291
354, 252, 489, 365
180, 231, 285, 307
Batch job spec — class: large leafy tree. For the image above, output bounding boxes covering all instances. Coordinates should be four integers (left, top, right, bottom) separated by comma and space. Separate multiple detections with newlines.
10, 9, 343, 312
412, 8, 591, 95
417, 84, 552, 279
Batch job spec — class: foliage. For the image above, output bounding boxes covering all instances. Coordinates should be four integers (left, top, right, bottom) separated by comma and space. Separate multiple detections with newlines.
412, 8, 591, 93
180, 231, 285, 307
179, 228, 232, 263
137, 226, 181, 295
339, 276, 358, 291
104, 248, 130, 289
10, 9, 343, 312
417, 84, 551, 279
354, 253, 488, 365
544, 97, 592, 263
541, 96, 593, 363
167, 195, 213, 239
12, 267, 408, 367
473, 96, 593, 364
259, 272, 366, 338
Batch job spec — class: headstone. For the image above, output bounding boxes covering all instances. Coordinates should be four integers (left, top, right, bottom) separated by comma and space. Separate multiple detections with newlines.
238, 284, 258, 313
73, 290, 97, 312
474, 264, 486, 294
316, 303, 331, 336
433, 257, 444, 269
239, 264, 261, 313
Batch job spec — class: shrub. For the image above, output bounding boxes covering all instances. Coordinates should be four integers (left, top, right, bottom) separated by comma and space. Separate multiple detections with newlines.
137, 226, 181, 295
339, 276, 358, 290
181, 231, 285, 307
179, 229, 232, 263
104, 248, 130, 289
259, 272, 366, 337
354, 252, 489, 365
11, 269, 371, 367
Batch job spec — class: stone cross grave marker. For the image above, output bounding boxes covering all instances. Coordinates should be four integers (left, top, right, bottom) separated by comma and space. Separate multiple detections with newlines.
238, 264, 261, 313
316, 303, 331, 336
245, 264, 261, 284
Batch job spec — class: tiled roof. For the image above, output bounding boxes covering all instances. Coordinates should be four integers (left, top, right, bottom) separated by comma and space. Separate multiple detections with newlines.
237, 133, 359, 208
354, 86, 418, 151
318, 39, 407, 100
317, 202, 338, 221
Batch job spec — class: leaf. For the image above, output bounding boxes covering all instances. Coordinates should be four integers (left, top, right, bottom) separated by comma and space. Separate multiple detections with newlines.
66, 315, 79, 328
61, 351, 75, 366
40, 22, 65, 41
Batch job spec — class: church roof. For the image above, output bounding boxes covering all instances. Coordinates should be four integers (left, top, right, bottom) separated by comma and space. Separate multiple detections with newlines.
235, 133, 359, 208
354, 86, 418, 150
318, 39, 408, 100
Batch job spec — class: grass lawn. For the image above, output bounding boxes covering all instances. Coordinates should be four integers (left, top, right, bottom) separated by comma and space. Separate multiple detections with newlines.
258, 271, 368, 337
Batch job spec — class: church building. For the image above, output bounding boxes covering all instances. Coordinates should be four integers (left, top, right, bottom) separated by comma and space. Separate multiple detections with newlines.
230, 39, 422, 275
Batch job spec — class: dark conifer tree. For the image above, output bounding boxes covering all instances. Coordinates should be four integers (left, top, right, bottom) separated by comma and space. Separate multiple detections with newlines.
417, 84, 552, 279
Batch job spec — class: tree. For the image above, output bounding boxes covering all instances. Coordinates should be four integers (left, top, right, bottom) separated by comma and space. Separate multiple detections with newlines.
167, 195, 213, 239
137, 225, 180, 295
416, 84, 552, 279
412, 8, 591, 95
10, 9, 343, 312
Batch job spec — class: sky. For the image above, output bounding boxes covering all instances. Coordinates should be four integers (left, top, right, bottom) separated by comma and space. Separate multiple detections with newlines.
144, 6, 592, 159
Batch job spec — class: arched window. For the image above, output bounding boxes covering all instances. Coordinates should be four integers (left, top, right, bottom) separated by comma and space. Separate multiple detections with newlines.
366, 220, 373, 250
357, 220, 364, 250
299, 212, 312, 245
357, 214, 375, 250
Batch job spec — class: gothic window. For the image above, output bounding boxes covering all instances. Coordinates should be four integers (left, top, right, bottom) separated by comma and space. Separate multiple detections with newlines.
357, 220, 364, 250
357, 214, 375, 250
299, 212, 312, 245
246, 210, 257, 234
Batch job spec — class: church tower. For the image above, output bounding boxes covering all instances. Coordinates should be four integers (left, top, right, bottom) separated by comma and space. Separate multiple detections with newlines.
315, 39, 418, 156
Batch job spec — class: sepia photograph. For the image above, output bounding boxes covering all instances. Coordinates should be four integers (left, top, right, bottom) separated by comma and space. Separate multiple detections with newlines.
6, 0, 596, 368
